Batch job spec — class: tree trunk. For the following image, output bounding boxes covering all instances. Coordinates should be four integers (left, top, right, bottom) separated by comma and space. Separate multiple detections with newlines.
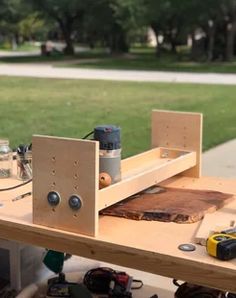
207, 22, 215, 61
150, 25, 160, 57
110, 24, 129, 54
169, 29, 178, 54
170, 39, 177, 54
57, 18, 75, 55
63, 35, 75, 55
190, 32, 197, 60
225, 22, 236, 61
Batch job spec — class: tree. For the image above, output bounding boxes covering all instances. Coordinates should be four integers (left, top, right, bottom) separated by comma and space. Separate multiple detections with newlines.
219, 0, 236, 61
143, 0, 236, 61
81, 0, 143, 53
187, 0, 236, 61
26, 0, 92, 55
0, 0, 27, 48
143, 0, 189, 55
18, 12, 46, 41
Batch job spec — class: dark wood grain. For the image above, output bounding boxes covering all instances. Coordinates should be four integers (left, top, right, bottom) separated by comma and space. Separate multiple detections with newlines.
100, 186, 234, 223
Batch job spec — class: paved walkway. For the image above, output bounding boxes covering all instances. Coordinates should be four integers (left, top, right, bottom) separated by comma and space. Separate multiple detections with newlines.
0, 50, 41, 57
202, 139, 236, 178
1, 63, 236, 84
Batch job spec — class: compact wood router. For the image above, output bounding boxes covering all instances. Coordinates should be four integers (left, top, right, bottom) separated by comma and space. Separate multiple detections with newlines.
32, 110, 202, 237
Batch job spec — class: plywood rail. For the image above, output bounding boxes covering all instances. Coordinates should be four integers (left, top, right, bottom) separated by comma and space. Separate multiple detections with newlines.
98, 147, 197, 211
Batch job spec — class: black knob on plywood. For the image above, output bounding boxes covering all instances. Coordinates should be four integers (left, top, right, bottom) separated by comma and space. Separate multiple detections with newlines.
47, 191, 60, 206
68, 195, 82, 210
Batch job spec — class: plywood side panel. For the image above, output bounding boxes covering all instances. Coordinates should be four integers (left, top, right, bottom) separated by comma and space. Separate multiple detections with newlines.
152, 110, 202, 178
99, 151, 196, 210
32, 135, 99, 237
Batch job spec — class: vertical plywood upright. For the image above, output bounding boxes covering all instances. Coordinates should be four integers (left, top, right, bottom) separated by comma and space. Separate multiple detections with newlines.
151, 110, 202, 177
32, 135, 99, 237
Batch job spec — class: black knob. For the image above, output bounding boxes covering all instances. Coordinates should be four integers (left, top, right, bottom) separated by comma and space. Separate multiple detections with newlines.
47, 191, 60, 206
68, 195, 82, 210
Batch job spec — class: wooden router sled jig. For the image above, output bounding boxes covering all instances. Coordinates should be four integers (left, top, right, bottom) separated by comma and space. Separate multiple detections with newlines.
33, 110, 202, 237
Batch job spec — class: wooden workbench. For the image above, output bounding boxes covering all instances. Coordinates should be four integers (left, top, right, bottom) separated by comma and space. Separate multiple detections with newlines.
0, 175, 235, 293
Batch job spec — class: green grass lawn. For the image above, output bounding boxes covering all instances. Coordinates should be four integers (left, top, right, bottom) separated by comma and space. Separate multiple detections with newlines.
1, 47, 236, 73
0, 76, 235, 157
0, 41, 40, 52
66, 48, 236, 73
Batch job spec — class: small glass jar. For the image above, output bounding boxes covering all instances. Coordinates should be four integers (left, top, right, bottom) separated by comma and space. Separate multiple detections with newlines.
0, 139, 13, 178
17, 149, 32, 181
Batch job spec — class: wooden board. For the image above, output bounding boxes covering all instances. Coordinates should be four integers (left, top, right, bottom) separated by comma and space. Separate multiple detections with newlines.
100, 186, 234, 223
99, 147, 196, 210
194, 202, 236, 245
152, 110, 202, 178
32, 135, 99, 237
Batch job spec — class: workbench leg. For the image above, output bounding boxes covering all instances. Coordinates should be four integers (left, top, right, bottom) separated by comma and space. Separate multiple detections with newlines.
9, 242, 22, 292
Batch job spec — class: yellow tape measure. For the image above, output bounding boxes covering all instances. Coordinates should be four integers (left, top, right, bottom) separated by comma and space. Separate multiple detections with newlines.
206, 233, 236, 260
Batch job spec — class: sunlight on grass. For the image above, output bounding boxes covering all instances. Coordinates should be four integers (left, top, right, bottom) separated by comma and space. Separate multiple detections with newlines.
0, 76, 235, 157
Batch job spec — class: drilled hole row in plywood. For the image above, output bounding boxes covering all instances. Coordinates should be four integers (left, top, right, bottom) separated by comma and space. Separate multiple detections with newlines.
51, 208, 78, 218
165, 125, 187, 129
50, 195, 81, 219
49, 154, 82, 219
51, 170, 79, 180
50, 156, 80, 179
50, 182, 79, 191
51, 207, 78, 218
51, 156, 79, 165
164, 125, 189, 148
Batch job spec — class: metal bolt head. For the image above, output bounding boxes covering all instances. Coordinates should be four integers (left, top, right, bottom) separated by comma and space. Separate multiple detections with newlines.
47, 191, 60, 206
178, 243, 196, 252
68, 195, 82, 210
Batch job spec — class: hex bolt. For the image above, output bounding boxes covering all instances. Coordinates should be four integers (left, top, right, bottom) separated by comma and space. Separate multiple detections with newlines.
68, 195, 82, 210
47, 191, 61, 206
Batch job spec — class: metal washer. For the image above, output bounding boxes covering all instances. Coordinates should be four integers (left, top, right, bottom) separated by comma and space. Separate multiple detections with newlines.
178, 243, 196, 252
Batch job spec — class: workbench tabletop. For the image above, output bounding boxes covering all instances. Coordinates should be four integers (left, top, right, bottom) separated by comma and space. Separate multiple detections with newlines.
0, 175, 235, 293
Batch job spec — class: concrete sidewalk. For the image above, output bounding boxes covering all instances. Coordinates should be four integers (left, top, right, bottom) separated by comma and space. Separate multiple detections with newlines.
202, 139, 236, 178
1, 63, 236, 84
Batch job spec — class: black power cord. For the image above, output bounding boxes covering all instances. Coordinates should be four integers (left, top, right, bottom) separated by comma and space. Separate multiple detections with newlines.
82, 131, 94, 139
83, 267, 143, 297
83, 267, 116, 294
0, 178, 32, 192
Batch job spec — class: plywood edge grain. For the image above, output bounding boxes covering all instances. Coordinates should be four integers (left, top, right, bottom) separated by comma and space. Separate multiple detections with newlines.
0, 215, 235, 293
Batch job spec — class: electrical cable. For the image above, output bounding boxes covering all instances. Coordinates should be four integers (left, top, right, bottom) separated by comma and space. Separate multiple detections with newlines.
0, 178, 32, 192
83, 267, 143, 295
82, 131, 94, 139
83, 267, 116, 294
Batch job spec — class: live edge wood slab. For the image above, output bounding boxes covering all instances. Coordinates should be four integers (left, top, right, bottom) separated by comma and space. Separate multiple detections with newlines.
100, 186, 234, 223
0, 175, 235, 293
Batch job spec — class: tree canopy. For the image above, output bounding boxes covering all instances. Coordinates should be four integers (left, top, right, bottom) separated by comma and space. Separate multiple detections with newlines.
0, 0, 235, 60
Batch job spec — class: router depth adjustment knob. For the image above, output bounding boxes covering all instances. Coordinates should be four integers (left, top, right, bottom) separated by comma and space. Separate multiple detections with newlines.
68, 195, 82, 210
47, 191, 60, 206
